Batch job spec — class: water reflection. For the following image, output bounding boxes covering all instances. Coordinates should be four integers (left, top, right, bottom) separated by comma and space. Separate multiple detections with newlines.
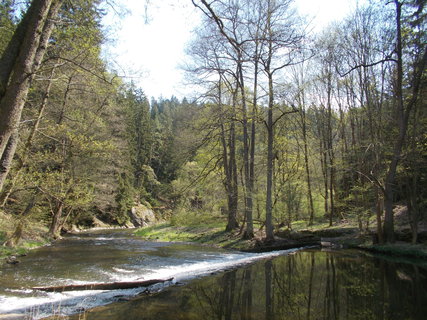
73, 250, 427, 320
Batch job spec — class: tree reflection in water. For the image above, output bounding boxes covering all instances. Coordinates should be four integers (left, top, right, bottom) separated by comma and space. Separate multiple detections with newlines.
74, 250, 427, 320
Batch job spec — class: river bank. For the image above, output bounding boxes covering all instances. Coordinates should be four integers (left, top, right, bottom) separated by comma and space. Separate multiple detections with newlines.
0, 210, 123, 264
0, 211, 49, 263
134, 220, 427, 260
2, 208, 427, 264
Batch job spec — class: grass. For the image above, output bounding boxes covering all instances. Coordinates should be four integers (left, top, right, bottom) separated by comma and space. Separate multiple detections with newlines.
135, 222, 206, 242
0, 239, 48, 260
135, 211, 427, 259
134, 219, 255, 250
0, 210, 49, 261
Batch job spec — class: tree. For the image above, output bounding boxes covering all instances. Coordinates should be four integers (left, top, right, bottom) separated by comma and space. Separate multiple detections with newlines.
187, 8, 241, 232
257, 0, 305, 240
0, 0, 63, 191
313, 30, 340, 226
289, 61, 315, 225
335, 4, 392, 241
340, 0, 427, 242
122, 86, 153, 192
382, 0, 427, 243
0, 0, 123, 239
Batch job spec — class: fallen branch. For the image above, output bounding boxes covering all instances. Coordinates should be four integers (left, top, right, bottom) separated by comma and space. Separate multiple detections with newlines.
32, 278, 173, 292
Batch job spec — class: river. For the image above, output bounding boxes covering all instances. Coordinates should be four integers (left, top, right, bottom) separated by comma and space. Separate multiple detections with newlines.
0, 229, 426, 319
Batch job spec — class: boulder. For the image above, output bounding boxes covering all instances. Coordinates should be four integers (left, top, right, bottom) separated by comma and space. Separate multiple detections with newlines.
92, 217, 111, 229
128, 204, 156, 227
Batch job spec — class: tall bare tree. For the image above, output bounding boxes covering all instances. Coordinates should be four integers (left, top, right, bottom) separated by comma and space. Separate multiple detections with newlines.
191, 0, 255, 235
257, 0, 305, 240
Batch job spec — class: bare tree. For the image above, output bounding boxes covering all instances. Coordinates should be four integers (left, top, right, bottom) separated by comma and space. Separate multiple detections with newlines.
191, 0, 256, 235
186, 18, 240, 231
257, 0, 305, 240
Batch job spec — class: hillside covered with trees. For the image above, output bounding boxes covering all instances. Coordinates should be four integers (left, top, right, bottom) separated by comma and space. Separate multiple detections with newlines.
0, 0, 425, 249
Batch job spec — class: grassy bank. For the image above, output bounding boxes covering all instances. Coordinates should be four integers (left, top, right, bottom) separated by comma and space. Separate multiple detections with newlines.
0, 211, 49, 260
134, 222, 256, 250
135, 215, 427, 259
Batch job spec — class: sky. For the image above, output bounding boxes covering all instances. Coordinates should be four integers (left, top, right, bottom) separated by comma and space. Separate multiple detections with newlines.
102, 0, 364, 100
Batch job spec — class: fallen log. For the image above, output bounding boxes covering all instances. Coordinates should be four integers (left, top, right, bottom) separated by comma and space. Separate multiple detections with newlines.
32, 278, 173, 293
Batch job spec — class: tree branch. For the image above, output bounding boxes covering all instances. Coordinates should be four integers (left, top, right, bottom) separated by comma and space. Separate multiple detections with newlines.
272, 105, 299, 127
338, 57, 397, 77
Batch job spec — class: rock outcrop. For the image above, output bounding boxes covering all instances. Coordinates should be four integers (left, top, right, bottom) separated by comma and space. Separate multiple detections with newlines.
128, 203, 156, 227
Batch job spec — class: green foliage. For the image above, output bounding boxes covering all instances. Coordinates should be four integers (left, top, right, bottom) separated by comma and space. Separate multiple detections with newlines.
1, 0, 425, 243
171, 161, 226, 217
0, 0, 15, 54
0, 0, 128, 232
114, 173, 134, 225
150, 97, 199, 183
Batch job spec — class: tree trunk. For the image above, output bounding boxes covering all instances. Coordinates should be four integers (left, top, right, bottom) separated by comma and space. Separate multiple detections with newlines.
383, 0, 427, 243
246, 85, 257, 239
0, 0, 62, 191
0, 2, 35, 95
383, 1, 404, 243
238, 52, 254, 239
265, 71, 274, 241
0, 129, 18, 192
226, 105, 239, 231
0, 67, 56, 206
318, 117, 329, 219
301, 108, 315, 225
49, 201, 64, 238
224, 86, 239, 232
375, 189, 384, 244
326, 74, 335, 226
33, 278, 173, 292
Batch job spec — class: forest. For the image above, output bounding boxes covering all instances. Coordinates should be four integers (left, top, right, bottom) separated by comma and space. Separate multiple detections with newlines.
0, 0, 426, 248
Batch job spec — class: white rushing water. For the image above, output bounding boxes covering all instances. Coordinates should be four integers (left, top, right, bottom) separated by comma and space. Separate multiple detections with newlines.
0, 232, 300, 319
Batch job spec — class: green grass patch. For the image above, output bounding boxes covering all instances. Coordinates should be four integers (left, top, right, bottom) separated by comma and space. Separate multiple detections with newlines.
0, 210, 49, 261
135, 223, 173, 237
289, 219, 331, 231
134, 222, 225, 243
0, 239, 47, 260
134, 220, 253, 250
170, 210, 226, 228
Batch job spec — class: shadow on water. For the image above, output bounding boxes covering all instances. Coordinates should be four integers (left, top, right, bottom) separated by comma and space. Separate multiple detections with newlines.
69, 249, 427, 320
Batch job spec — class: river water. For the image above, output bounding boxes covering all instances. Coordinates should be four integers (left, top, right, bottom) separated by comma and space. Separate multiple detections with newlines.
0, 229, 426, 319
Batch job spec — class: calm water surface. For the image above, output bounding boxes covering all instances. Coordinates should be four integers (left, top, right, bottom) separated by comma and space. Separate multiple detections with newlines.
0, 229, 426, 319
70, 249, 427, 320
